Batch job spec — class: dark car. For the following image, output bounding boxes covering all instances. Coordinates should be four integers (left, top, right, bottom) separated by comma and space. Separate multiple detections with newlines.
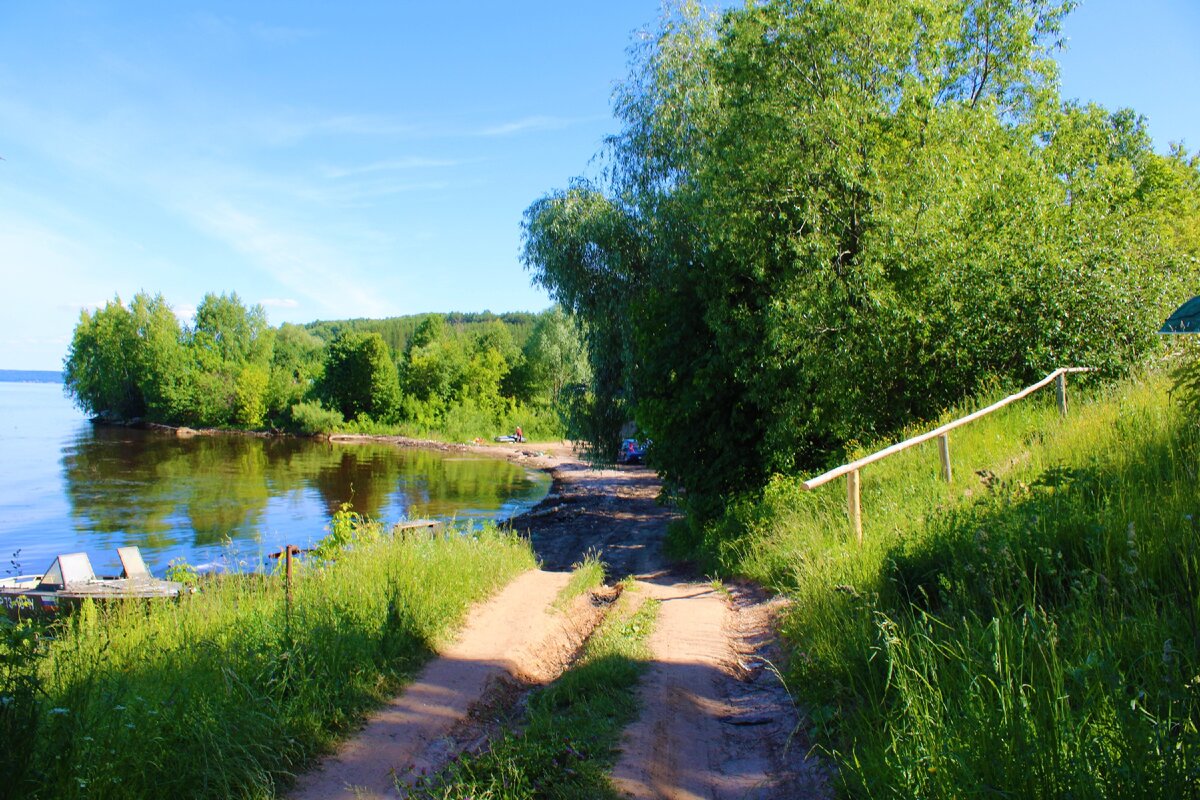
617, 438, 647, 465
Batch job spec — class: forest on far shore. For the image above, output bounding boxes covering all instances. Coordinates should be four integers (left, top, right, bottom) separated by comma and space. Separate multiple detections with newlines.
62, 295, 590, 440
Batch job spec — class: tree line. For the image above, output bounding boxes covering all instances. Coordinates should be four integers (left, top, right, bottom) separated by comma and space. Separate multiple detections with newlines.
63, 293, 589, 438
522, 0, 1200, 520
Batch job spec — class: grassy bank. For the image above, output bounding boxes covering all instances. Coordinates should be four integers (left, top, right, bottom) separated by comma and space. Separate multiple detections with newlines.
685, 372, 1200, 797
1, 519, 535, 800
413, 580, 658, 799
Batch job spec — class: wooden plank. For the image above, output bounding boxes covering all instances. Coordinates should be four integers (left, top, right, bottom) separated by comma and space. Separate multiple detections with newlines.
1056, 372, 1068, 416
394, 519, 440, 531
802, 367, 1095, 491
847, 469, 862, 545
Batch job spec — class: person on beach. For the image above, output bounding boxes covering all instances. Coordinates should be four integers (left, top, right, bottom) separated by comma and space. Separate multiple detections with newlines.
515, 425, 524, 442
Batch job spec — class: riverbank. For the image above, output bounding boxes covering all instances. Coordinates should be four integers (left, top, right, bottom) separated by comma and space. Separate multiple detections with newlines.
3, 521, 536, 800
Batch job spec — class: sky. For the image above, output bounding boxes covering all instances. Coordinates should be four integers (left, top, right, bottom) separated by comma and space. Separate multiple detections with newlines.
1, 1, 1197, 370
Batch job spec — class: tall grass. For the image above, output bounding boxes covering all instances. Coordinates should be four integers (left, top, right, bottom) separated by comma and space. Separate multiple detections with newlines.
690, 372, 1200, 797
2, 521, 535, 800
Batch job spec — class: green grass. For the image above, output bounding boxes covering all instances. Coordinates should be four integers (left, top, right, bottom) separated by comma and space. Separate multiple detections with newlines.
336, 399, 566, 444
685, 371, 1200, 798
553, 552, 607, 610
0, 520, 535, 800
411, 582, 658, 799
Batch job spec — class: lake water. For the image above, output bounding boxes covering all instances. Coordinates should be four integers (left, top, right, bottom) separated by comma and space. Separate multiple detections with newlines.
0, 381, 550, 577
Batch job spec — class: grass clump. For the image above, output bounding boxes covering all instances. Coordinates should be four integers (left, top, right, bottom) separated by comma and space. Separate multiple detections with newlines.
412, 583, 658, 799
689, 372, 1200, 797
553, 551, 606, 610
1, 518, 535, 800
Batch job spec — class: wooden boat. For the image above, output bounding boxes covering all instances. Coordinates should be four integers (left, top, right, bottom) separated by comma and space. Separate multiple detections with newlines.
0, 546, 189, 618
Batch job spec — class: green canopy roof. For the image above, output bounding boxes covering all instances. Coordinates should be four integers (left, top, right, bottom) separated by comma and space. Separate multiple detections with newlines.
1160, 296, 1200, 334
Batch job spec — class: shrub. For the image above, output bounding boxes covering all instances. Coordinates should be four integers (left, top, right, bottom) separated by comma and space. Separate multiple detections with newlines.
289, 400, 344, 435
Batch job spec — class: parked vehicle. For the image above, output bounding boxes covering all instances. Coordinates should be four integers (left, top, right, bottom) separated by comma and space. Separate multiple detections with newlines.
617, 438, 647, 465
0, 546, 189, 618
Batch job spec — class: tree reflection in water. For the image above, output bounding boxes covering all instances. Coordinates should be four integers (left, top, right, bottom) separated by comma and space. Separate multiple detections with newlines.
59, 428, 548, 572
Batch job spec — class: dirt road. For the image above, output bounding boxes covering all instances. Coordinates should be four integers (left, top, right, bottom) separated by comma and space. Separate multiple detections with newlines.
292, 441, 828, 798
290, 568, 606, 799
513, 449, 829, 799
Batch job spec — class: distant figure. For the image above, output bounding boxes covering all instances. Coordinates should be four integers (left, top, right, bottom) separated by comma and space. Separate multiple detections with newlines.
515, 425, 524, 443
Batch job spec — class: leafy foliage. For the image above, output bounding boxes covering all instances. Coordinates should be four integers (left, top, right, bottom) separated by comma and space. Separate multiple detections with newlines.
522, 0, 1200, 517
64, 298, 588, 440
319, 330, 402, 422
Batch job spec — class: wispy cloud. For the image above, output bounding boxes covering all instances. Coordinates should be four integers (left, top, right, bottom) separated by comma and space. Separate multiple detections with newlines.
259, 297, 299, 309
190, 202, 388, 318
477, 115, 582, 137
173, 303, 198, 325
320, 156, 463, 179
192, 13, 318, 46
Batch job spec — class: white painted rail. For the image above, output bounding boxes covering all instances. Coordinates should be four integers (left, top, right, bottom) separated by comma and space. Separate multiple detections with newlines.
802, 367, 1096, 543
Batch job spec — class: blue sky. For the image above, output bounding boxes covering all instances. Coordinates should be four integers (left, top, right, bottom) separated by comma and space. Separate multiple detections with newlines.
1, 1, 1196, 370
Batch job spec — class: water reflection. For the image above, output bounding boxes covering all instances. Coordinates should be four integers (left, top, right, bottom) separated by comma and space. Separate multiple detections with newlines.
55, 426, 548, 572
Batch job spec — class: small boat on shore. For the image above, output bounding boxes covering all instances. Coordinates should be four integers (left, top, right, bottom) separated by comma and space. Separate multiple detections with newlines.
0, 546, 189, 618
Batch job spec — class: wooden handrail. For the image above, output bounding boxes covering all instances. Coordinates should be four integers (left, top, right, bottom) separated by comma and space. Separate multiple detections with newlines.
801, 367, 1096, 542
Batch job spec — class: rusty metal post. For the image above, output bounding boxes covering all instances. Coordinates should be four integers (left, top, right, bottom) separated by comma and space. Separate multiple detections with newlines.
285, 544, 293, 605
847, 469, 862, 545
938, 433, 952, 483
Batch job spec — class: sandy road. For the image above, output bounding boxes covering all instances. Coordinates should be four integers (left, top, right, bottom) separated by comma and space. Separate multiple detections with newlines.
290, 568, 604, 799
291, 440, 828, 798
514, 450, 830, 799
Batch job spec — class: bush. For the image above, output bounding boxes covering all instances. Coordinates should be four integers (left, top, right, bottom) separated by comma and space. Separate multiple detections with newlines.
289, 400, 344, 435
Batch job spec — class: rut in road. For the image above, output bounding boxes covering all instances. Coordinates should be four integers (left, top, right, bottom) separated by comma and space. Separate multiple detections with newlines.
288, 443, 828, 798
516, 455, 831, 799
289, 567, 607, 800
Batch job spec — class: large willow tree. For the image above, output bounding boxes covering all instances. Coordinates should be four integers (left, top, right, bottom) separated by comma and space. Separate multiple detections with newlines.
522, 0, 1200, 518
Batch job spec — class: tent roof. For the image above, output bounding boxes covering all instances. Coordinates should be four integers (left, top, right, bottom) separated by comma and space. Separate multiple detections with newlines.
1160, 296, 1200, 334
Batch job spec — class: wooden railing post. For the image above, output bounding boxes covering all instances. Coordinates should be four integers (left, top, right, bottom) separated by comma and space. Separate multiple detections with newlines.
802, 368, 1094, 544
847, 469, 862, 545
938, 433, 952, 482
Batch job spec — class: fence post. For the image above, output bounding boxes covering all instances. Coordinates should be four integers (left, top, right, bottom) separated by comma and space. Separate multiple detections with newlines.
847, 469, 862, 545
285, 545, 293, 604
938, 433, 952, 482
1056, 371, 1068, 416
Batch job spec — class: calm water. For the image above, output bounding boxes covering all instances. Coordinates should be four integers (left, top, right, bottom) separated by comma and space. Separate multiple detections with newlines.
0, 382, 550, 577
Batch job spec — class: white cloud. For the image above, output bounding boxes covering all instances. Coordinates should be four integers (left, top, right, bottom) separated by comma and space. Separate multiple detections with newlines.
189, 201, 389, 318
320, 156, 463, 179
477, 115, 580, 137
173, 303, 198, 324
259, 297, 299, 309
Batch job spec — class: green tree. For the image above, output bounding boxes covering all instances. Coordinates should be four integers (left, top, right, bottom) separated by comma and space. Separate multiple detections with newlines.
515, 307, 591, 409
129, 293, 192, 421
523, 0, 1196, 518
191, 292, 273, 367
266, 323, 325, 422
63, 296, 145, 419
185, 293, 275, 427
321, 331, 401, 422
